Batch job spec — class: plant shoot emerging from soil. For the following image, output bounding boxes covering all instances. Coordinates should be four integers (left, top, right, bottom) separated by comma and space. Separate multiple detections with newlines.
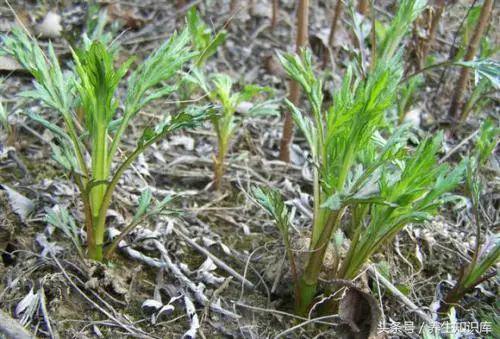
2, 28, 210, 261
191, 71, 278, 190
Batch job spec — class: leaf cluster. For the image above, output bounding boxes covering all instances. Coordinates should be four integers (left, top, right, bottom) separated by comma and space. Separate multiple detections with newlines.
1, 26, 210, 260
186, 8, 227, 66
255, 45, 466, 282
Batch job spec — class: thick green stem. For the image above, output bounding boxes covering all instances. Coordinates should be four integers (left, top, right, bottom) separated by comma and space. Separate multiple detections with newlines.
296, 209, 345, 315
310, 167, 323, 246
213, 142, 226, 191
296, 276, 319, 316
95, 124, 181, 260
89, 123, 108, 260
88, 234, 103, 261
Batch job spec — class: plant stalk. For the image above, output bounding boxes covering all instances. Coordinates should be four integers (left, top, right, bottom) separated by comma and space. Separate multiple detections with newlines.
271, 0, 279, 30
358, 0, 369, 15
420, 0, 446, 69
89, 123, 108, 261
213, 147, 226, 191
321, 0, 343, 68
297, 208, 344, 315
279, 0, 309, 162
448, 0, 493, 120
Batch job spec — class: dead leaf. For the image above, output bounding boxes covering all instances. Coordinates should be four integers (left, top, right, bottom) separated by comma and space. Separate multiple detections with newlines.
141, 299, 163, 315
0, 184, 34, 223
107, 3, 145, 30
403, 108, 421, 128
336, 281, 381, 339
236, 101, 253, 114
35, 11, 62, 38
263, 54, 285, 77
0, 56, 24, 72
170, 135, 195, 151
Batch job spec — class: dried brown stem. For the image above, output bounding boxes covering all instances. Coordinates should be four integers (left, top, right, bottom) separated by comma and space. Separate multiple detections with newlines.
420, 0, 446, 67
271, 0, 279, 30
448, 0, 493, 119
230, 0, 237, 12
322, 0, 343, 68
358, 0, 369, 15
279, 0, 309, 162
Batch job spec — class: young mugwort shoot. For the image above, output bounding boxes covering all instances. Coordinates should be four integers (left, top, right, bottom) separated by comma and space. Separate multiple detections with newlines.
191, 71, 278, 190
2, 28, 211, 261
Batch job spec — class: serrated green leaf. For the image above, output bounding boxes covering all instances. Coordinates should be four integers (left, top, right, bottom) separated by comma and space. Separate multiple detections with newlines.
46, 207, 83, 257
133, 188, 152, 222
455, 59, 500, 88
284, 99, 318, 158
252, 186, 290, 235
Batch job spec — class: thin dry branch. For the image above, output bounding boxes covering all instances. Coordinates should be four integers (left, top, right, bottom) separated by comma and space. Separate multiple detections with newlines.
448, 0, 493, 119
367, 266, 434, 325
279, 0, 309, 162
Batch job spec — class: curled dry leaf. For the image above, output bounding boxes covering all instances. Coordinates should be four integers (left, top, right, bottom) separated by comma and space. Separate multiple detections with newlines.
183, 294, 200, 339
336, 281, 381, 339
141, 299, 163, 315
107, 3, 145, 30
236, 101, 253, 114
0, 184, 34, 223
170, 135, 195, 151
263, 54, 286, 77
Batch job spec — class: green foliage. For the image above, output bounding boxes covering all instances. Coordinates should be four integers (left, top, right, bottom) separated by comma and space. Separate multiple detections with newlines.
341, 135, 467, 278
475, 118, 499, 165
0, 96, 9, 134
84, 4, 119, 50
191, 69, 277, 188
438, 119, 499, 313
46, 207, 83, 258
461, 78, 492, 118
454, 4, 498, 63
252, 187, 290, 241
398, 74, 423, 122
456, 58, 500, 89
377, 0, 427, 60
187, 8, 227, 66
254, 46, 464, 314
2, 27, 209, 260
2, 28, 74, 116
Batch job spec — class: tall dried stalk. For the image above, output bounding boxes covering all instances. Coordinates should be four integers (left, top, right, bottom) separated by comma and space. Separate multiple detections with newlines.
271, 0, 280, 30
448, 0, 493, 119
230, 0, 238, 12
358, 0, 369, 15
322, 0, 343, 68
279, 0, 309, 162
420, 0, 446, 66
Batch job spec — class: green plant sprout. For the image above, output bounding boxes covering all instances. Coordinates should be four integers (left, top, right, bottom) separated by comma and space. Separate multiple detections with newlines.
0, 95, 10, 138
2, 28, 210, 261
439, 119, 499, 314
85, 4, 120, 47
174, 7, 228, 105
46, 206, 83, 258
376, 0, 427, 62
187, 7, 227, 67
460, 36, 499, 119
253, 47, 466, 316
192, 71, 278, 190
